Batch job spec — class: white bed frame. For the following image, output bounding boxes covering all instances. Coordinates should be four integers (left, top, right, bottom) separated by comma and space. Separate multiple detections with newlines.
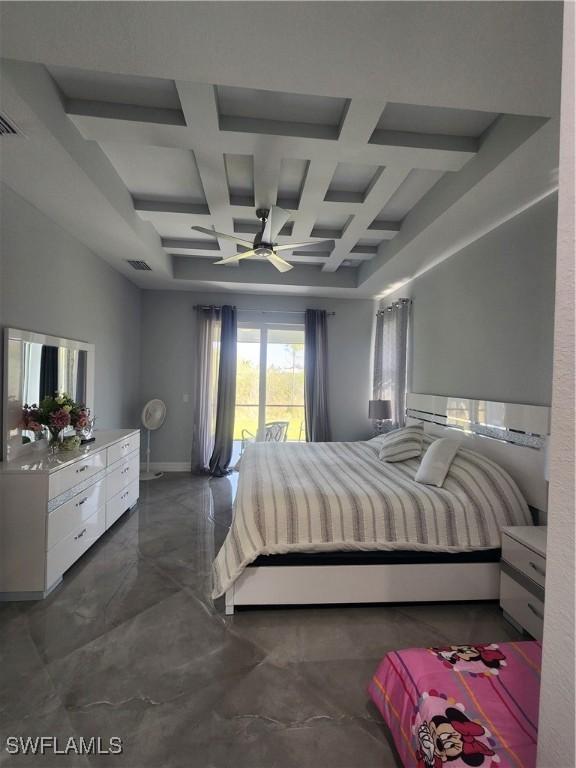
224, 394, 550, 614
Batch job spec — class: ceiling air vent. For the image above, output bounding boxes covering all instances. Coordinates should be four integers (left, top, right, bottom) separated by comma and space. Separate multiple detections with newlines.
126, 260, 152, 271
0, 112, 24, 136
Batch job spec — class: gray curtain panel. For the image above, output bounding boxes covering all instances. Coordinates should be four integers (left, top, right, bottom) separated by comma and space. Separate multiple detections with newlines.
39, 345, 59, 400
209, 305, 238, 476
373, 299, 411, 427
192, 307, 220, 473
304, 309, 332, 442
75, 350, 87, 405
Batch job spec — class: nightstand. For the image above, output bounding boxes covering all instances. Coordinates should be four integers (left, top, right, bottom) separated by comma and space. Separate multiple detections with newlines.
500, 526, 547, 639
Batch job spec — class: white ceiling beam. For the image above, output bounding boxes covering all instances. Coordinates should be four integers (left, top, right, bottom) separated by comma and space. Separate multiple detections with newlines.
252, 138, 282, 210
165, 251, 217, 260
67, 112, 190, 149
290, 157, 339, 241
68, 109, 476, 172
172, 253, 361, 266
175, 81, 238, 262
338, 98, 386, 144
368, 220, 402, 233
370, 129, 478, 154
172, 255, 358, 289
133, 198, 209, 215
66, 98, 185, 126
215, 128, 475, 171
322, 166, 411, 272
161, 238, 220, 251
358, 114, 552, 292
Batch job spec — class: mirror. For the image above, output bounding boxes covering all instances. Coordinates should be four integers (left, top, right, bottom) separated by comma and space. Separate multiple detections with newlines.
3, 328, 95, 460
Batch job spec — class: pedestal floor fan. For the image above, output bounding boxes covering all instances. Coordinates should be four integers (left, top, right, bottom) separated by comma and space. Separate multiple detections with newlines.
141, 399, 167, 481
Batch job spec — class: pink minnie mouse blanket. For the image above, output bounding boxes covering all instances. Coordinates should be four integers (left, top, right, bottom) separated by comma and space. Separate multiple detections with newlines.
369, 641, 541, 768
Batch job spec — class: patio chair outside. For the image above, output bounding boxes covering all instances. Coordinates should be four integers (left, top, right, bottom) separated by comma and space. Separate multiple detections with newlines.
241, 421, 289, 454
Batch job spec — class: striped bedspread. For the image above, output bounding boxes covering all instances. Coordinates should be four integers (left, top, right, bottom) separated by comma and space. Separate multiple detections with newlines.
212, 438, 531, 597
369, 641, 541, 767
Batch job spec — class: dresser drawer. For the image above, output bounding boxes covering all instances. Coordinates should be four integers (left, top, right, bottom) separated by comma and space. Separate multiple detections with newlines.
106, 478, 139, 530
47, 478, 106, 550
49, 450, 107, 500
106, 451, 140, 501
46, 505, 105, 588
107, 433, 140, 466
500, 571, 544, 639
502, 533, 546, 588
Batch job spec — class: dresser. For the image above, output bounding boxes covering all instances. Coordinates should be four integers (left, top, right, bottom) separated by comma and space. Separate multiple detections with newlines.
500, 526, 547, 639
0, 429, 140, 600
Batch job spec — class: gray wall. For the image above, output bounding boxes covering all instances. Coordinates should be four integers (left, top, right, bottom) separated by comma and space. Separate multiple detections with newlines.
538, 5, 575, 763
140, 291, 376, 465
385, 194, 557, 405
0, 184, 141, 431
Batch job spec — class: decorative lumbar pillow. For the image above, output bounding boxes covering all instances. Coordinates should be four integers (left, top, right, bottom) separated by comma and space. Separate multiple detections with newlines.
415, 437, 462, 487
367, 433, 389, 444
378, 423, 424, 462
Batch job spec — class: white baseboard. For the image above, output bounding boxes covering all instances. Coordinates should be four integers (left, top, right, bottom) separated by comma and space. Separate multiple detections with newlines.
140, 462, 191, 473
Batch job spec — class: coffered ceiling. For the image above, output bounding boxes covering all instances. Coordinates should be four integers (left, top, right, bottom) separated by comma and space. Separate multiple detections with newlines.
0, 2, 562, 298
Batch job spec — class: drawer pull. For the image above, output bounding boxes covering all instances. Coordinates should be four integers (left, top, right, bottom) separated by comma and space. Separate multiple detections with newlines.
121, 467, 129, 475
76, 497, 88, 507
529, 561, 545, 578
76, 465, 88, 474
527, 602, 544, 620
74, 528, 87, 540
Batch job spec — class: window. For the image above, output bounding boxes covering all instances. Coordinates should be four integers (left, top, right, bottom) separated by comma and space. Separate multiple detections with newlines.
234, 324, 305, 443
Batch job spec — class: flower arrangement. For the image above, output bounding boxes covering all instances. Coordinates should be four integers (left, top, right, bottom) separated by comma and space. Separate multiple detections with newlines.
20, 393, 91, 452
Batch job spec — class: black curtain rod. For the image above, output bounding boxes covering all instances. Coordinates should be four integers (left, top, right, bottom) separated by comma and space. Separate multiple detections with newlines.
193, 305, 336, 316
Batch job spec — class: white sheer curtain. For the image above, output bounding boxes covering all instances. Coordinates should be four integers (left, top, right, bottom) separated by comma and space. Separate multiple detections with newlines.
192, 308, 220, 473
373, 299, 411, 427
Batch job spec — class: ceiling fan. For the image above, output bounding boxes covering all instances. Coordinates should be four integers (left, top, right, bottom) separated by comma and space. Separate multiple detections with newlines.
191, 206, 331, 273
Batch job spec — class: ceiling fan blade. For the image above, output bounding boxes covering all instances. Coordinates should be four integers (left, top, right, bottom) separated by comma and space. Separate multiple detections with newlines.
267, 252, 294, 273
274, 239, 333, 252
191, 226, 253, 249
214, 249, 257, 265
263, 206, 290, 242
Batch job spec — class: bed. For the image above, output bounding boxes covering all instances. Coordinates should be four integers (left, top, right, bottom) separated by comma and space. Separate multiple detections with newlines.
369, 640, 542, 767
214, 394, 549, 613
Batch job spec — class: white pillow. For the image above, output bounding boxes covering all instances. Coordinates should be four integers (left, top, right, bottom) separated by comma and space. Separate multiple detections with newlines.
415, 437, 462, 487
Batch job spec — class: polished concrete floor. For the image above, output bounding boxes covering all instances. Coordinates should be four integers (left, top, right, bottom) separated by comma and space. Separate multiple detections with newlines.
0, 473, 521, 768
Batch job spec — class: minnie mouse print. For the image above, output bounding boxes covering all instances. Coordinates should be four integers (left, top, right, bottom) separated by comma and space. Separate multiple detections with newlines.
413, 695, 499, 767
430, 644, 507, 676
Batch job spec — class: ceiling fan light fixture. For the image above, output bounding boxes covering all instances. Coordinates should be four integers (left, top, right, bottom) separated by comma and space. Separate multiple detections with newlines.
192, 206, 331, 275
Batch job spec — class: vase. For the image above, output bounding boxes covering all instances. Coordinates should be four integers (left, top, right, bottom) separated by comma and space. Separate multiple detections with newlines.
62, 435, 82, 452
48, 428, 63, 455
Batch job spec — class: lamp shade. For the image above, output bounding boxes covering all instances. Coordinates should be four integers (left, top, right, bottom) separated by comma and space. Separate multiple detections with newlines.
369, 399, 391, 420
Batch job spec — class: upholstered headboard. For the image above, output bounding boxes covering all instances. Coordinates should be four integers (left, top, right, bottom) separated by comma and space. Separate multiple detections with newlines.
406, 393, 550, 514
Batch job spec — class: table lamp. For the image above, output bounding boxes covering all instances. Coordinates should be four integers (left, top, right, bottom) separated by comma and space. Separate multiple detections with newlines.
369, 399, 392, 434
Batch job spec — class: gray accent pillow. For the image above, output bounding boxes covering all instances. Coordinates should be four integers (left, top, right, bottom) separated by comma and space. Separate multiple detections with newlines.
378, 423, 424, 462
415, 437, 462, 487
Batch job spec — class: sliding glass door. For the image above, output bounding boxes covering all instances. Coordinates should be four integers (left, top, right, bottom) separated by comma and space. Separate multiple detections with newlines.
234, 325, 305, 444
235, 327, 261, 443
265, 327, 305, 440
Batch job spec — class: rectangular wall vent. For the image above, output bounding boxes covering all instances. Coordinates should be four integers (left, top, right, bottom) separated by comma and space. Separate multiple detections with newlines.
0, 113, 24, 136
126, 259, 152, 271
